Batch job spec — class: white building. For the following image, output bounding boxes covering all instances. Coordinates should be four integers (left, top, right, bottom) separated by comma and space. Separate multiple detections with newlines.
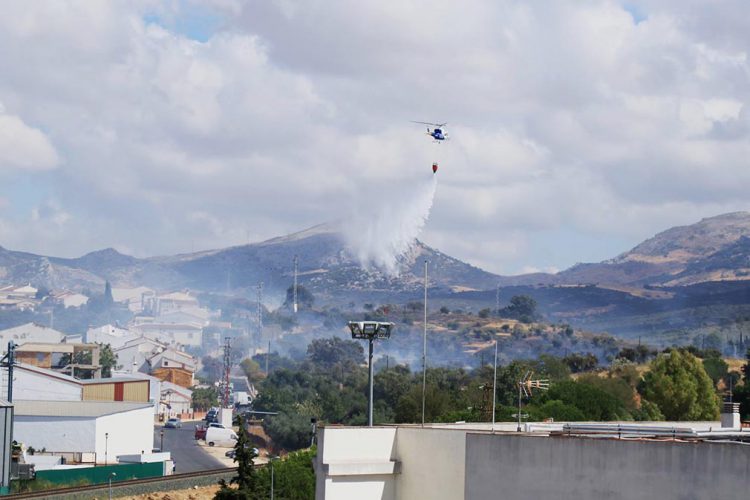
114, 337, 166, 373
8, 363, 83, 401
0, 323, 64, 351
86, 324, 139, 349
51, 291, 89, 309
13, 400, 153, 464
111, 287, 154, 313
130, 321, 203, 347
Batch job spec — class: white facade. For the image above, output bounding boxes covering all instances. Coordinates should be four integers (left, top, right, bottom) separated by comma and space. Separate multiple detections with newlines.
0, 323, 64, 351
112, 287, 154, 313
13, 401, 154, 464
86, 324, 139, 349
131, 322, 203, 347
10, 364, 82, 401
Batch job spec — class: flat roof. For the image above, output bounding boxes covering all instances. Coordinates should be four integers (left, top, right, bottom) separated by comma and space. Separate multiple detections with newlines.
13, 400, 152, 418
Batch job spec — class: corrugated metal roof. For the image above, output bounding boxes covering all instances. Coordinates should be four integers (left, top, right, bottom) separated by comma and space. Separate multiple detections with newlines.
13, 400, 152, 417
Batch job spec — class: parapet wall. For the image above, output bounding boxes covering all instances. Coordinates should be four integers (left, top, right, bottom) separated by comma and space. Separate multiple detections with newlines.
465, 434, 750, 500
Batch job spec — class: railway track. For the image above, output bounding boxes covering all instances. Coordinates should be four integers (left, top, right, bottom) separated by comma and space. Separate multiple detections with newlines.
7, 467, 236, 499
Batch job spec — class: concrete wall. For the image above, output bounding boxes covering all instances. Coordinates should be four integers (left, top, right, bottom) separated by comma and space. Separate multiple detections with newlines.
395, 427, 467, 500
95, 406, 154, 462
465, 434, 750, 500
14, 416, 96, 455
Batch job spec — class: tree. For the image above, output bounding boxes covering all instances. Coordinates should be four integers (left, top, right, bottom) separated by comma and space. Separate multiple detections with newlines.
641, 350, 720, 421
240, 358, 265, 382
99, 344, 117, 378
501, 295, 538, 323
103, 281, 114, 306
702, 357, 728, 387
283, 285, 315, 311
264, 413, 314, 451
215, 414, 259, 499
306, 337, 364, 369
192, 387, 219, 411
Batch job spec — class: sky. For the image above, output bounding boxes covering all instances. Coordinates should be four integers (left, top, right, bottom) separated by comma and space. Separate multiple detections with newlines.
0, 0, 749, 275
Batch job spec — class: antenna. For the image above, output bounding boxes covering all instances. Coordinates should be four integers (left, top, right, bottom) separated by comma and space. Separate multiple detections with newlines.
257, 282, 264, 349
293, 255, 299, 314
516, 371, 549, 432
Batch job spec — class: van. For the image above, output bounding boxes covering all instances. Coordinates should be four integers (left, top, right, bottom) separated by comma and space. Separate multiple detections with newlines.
205, 426, 238, 447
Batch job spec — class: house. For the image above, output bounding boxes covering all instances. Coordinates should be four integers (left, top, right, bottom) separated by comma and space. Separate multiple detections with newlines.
148, 348, 197, 388
13, 400, 153, 464
130, 321, 203, 347
0, 323, 65, 350
86, 324, 139, 349
144, 291, 199, 316
51, 291, 89, 308
113, 337, 197, 389
111, 287, 154, 313
15, 342, 102, 379
113, 337, 166, 373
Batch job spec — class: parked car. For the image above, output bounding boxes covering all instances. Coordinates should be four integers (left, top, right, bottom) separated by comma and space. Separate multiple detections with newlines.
225, 447, 259, 459
205, 427, 238, 447
195, 424, 207, 440
164, 417, 182, 429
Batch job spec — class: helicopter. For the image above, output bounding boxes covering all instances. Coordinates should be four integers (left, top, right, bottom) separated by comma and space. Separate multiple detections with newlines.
412, 121, 448, 142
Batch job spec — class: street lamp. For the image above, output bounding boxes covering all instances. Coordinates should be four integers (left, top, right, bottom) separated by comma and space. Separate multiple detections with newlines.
108, 472, 117, 500
267, 454, 279, 500
348, 321, 394, 427
105, 432, 109, 466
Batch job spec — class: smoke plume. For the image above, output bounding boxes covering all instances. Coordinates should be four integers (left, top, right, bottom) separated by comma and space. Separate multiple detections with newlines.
344, 175, 437, 275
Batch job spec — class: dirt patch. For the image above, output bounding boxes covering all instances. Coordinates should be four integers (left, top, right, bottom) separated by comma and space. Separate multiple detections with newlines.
119, 484, 219, 500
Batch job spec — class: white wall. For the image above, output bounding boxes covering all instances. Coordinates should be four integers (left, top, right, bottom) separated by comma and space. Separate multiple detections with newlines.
15, 407, 154, 464
13, 368, 81, 401
394, 428, 467, 500
14, 417, 96, 454
316, 427, 398, 500
95, 406, 154, 463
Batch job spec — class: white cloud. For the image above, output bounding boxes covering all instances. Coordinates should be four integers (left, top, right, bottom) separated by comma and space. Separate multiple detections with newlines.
0, 105, 59, 171
0, 0, 748, 276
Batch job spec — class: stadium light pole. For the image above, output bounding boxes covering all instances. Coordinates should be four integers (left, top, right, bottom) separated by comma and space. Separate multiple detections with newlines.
349, 321, 394, 427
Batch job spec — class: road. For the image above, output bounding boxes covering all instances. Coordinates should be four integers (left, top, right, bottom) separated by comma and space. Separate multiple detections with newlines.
154, 421, 225, 473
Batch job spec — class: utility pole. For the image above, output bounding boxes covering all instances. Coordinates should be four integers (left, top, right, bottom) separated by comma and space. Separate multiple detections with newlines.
2, 342, 16, 402
492, 340, 498, 431
222, 338, 231, 407
421, 260, 428, 427
293, 255, 299, 314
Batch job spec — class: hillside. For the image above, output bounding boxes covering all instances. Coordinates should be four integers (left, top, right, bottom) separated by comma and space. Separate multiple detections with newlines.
0, 224, 500, 297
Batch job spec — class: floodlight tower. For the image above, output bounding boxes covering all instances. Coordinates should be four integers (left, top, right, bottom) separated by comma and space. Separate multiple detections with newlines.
349, 321, 394, 427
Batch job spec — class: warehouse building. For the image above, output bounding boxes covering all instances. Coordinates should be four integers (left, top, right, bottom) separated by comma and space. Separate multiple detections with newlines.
13, 400, 153, 464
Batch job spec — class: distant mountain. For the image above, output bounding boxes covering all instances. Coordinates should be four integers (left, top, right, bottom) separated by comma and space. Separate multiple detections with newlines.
5, 212, 750, 301
554, 212, 750, 287
0, 223, 500, 297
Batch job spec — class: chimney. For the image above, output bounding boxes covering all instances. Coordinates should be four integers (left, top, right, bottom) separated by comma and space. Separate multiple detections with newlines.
721, 402, 740, 429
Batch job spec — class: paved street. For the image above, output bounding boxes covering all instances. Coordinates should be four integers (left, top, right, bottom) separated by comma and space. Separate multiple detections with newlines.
154, 421, 226, 473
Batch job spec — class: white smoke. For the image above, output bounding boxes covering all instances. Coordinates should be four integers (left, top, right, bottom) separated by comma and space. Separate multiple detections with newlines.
344, 175, 438, 275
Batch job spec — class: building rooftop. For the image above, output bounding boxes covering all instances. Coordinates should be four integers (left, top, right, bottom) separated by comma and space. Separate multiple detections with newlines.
13, 400, 152, 417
